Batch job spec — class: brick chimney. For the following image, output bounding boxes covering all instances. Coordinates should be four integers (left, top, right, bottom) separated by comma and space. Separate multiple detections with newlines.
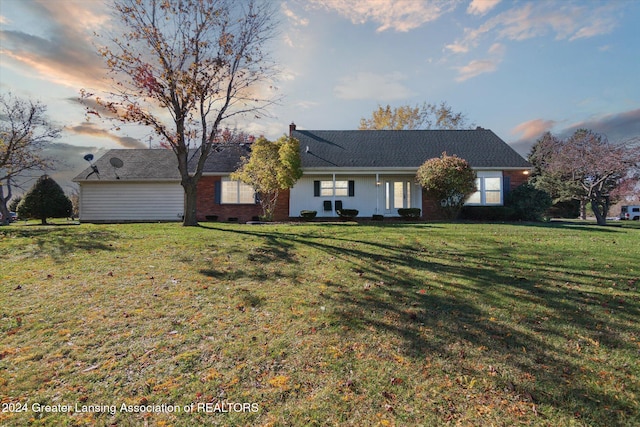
289, 122, 296, 136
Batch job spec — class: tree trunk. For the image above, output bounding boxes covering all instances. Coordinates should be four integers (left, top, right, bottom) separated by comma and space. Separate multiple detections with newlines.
0, 184, 11, 226
182, 180, 199, 226
591, 199, 607, 226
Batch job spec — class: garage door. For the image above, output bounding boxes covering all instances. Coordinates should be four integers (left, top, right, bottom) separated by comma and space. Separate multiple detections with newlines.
80, 182, 184, 222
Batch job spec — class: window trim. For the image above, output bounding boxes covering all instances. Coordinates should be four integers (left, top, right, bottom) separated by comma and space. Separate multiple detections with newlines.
465, 172, 503, 206
220, 177, 256, 205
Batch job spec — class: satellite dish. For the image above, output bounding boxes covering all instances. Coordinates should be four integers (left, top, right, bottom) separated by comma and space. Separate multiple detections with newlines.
83, 154, 94, 162
110, 157, 124, 168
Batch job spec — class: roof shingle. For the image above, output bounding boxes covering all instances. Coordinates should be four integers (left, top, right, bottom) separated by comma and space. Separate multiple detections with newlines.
293, 129, 530, 169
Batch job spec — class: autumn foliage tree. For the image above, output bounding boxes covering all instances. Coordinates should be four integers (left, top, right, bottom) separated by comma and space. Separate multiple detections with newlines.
416, 153, 476, 219
231, 136, 302, 221
0, 93, 60, 225
359, 102, 473, 130
85, 0, 279, 226
530, 129, 639, 225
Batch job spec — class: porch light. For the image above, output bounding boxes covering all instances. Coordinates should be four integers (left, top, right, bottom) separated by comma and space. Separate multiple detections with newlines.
523, 170, 530, 175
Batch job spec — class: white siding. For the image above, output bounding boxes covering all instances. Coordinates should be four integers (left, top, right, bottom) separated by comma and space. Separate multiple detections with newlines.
289, 174, 421, 218
79, 182, 183, 222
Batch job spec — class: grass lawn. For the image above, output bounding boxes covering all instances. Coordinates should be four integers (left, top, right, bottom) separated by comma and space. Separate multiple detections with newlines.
1, 220, 639, 426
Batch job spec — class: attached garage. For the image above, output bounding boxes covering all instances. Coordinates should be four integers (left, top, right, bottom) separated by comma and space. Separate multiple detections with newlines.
79, 181, 183, 223
73, 149, 185, 223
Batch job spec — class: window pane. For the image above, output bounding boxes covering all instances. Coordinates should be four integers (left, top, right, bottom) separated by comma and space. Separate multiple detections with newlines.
320, 180, 333, 196
466, 191, 481, 204
394, 182, 404, 209
238, 182, 255, 204
485, 191, 501, 204
221, 180, 237, 204
485, 177, 501, 191
334, 180, 348, 196
385, 182, 391, 210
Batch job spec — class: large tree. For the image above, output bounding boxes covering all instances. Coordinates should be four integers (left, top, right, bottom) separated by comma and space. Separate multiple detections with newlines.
17, 175, 72, 225
531, 129, 639, 225
230, 135, 302, 221
416, 152, 477, 219
359, 102, 473, 130
86, 0, 279, 226
0, 93, 60, 225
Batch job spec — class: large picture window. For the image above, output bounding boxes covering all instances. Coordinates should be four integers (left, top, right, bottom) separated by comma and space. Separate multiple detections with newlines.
466, 173, 503, 206
221, 177, 255, 204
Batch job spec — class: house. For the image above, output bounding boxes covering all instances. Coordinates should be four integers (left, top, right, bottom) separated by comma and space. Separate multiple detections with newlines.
289, 124, 531, 219
73, 125, 530, 223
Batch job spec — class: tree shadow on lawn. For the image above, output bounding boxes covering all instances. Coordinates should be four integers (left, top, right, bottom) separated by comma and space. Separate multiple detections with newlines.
202, 224, 639, 425
0, 226, 118, 261
198, 228, 298, 281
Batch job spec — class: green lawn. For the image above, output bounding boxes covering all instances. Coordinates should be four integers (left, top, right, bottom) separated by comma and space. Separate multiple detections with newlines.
1, 221, 639, 426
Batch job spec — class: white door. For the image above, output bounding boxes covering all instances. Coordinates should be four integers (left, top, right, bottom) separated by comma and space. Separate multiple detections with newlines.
385, 181, 412, 215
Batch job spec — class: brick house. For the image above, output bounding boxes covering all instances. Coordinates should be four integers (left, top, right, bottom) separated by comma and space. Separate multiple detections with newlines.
73, 125, 530, 223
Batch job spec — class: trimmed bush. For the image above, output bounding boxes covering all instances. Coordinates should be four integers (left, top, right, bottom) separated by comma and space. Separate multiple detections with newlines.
300, 210, 317, 220
337, 209, 358, 219
505, 183, 552, 221
372, 214, 384, 221
397, 208, 421, 219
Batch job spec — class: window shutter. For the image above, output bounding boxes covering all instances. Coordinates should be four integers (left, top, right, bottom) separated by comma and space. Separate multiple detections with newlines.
348, 180, 355, 197
214, 180, 221, 204
503, 176, 511, 199
314, 181, 320, 197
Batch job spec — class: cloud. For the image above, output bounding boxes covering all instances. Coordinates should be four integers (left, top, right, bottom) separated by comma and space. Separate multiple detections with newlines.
455, 59, 498, 81
281, 2, 309, 27
333, 72, 413, 100
509, 109, 640, 155
454, 43, 504, 81
309, 0, 460, 32
467, 0, 501, 16
8, 142, 106, 195
512, 118, 557, 141
0, 0, 109, 90
562, 108, 640, 143
67, 123, 146, 149
447, 2, 622, 54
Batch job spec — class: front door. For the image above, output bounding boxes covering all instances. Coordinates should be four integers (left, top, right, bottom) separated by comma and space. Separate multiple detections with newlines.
385, 181, 412, 214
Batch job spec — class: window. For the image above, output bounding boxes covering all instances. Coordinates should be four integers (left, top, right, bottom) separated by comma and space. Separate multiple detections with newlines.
221, 177, 255, 204
314, 180, 354, 197
466, 173, 503, 206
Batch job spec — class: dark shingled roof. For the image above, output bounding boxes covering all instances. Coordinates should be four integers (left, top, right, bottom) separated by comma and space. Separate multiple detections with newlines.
73, 145, 250, 182
293, 129, 530, 169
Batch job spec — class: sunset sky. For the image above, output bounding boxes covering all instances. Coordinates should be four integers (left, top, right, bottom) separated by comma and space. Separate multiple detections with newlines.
1, 0, 639, 189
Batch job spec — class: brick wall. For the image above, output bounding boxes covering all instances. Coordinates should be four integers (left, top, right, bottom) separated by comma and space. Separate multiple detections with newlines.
196, 176, 262, 223
503, 170, 530, 190
273, 188, 290, 221
196, 176, 291, 223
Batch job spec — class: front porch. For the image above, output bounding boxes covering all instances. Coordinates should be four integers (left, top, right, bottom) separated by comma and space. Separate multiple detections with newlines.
289, 173, 423, 219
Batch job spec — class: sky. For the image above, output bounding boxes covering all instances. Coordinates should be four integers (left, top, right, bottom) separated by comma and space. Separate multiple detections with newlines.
1, 0, 639, 192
